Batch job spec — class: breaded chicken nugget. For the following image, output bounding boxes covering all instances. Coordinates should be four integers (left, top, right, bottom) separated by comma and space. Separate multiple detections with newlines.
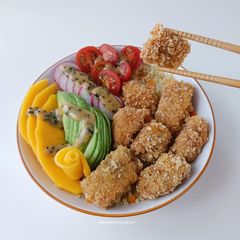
81, 146, 139, 208
136, 152, 191, 200
130, 121, 172, 164
141, 23, 190, 68
171, 116, 209, 162
122, 78, 159, 114
155, 81, 194, 135
112, 107, 151, 147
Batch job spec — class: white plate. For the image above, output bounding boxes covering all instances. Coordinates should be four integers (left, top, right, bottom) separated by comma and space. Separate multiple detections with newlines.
17, 46, 216, 217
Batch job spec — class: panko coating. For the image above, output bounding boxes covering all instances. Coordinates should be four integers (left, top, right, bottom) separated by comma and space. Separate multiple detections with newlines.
112, 107, 151, 147
81, 146, 139, 208
171, 116, 209, 162
136, 152, 191, 200
130, 121, 172, 164
155, 80, 194, 135
122, 78, 159, 114
141, 23, 190, 69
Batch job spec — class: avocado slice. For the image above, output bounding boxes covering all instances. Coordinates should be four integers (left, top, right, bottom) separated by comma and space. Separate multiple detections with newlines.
57, 91, 112, 169
57, 91, 91, 146
101, 110, 112, 152
83, 124, 98, 161
88, 109, 104, 167
98, 111, 109, 160
57, 91, 88, 109
91, 109, 111, 169
96, 109, 107, 163
83, 108, 99, 162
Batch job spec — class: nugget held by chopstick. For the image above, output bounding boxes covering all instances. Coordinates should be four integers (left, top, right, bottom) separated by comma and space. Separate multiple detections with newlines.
171, 116, 209, 162
155, 80, 194, 135
136, 152, 191, 200
81, 146, 139, 208
141, 24, 190, 68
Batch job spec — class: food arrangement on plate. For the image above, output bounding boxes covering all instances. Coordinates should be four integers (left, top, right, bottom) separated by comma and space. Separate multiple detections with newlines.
18, 24, 210, 209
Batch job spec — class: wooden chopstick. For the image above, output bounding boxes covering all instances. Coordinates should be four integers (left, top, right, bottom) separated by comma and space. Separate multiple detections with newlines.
157, 66, 240, 88
166, 28, 240, 54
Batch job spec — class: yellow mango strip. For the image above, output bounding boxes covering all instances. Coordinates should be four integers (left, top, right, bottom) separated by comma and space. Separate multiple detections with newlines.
27, 83, 58, 155
19, 79, 49, 144
55, 147, 91, 181
35, 95, 81, 195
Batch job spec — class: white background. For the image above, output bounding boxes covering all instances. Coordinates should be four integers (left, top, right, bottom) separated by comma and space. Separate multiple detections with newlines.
0, 0, 240, 239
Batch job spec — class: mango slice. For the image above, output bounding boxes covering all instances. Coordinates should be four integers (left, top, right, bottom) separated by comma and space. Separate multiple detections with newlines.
54, 147, 91, 181
35, 95, 81, 195
19, 79, 49, 144
27, 83, 58, 155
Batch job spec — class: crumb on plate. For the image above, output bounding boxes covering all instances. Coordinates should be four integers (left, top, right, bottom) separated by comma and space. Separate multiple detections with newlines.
132, 63, 176, 96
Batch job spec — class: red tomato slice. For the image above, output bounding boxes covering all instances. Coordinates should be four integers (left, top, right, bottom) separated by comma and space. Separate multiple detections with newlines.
99, 44, 118, 63
76, 46, 101, 73
98, 70, 122, 95
118, 61, 132, 82
91, 61, 112, 83
120, 46, 142, 69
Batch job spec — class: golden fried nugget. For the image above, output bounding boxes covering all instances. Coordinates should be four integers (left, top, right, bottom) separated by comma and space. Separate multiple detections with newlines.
171, 116, 209, 162
81, 146, 139, 208
136, 152, 191, 200
122, 79, 159, 114
130, 122, 172, 164
112, 107, 151, 147
155, 81, 194, 135
141, 24, 190, 68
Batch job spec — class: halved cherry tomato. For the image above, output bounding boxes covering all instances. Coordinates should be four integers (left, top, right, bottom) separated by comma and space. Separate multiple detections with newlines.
76, 46, 101, 73
118, 61, 132, 82
120, 46, 142, 69
91, 61, 112, 83
99, 44, 118, 63
98, 70, 122, 95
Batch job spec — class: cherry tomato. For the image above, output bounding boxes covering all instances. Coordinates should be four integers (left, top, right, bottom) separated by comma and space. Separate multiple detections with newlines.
91, 61, 112, 83
98, 70, 122, 95
99, 44, 118, 63
118, 61, 132, 82
76, 46, 101, 73
120, 46, 142, 69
